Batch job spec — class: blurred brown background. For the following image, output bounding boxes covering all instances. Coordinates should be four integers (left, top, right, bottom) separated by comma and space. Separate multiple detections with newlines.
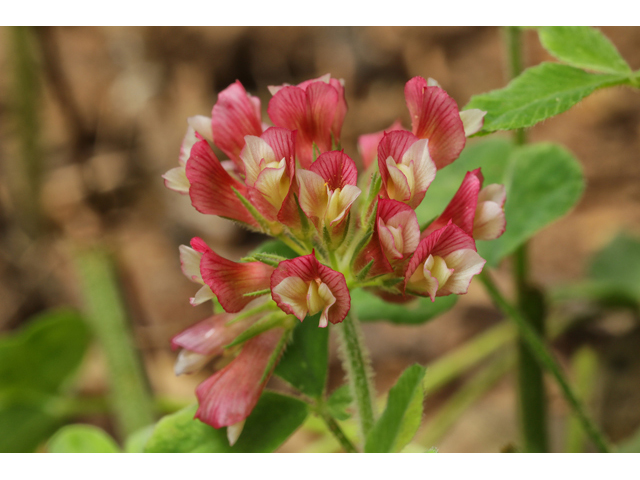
1, 26, 639, 452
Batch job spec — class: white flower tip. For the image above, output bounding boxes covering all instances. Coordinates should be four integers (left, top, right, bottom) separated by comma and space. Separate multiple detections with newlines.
227, 420, 246, 446
268, 85, 283, 96
187, 115, 213, 143
427, 77, 442, 88
174, 349, 212, 376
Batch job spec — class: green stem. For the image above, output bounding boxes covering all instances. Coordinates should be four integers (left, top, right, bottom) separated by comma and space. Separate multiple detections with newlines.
565, 347, 599, 453
479, 271, 612, 453
336, 311, 376, 441
504, 25, 548, 452
74, 247, 155, 438
318, 409, 358, 453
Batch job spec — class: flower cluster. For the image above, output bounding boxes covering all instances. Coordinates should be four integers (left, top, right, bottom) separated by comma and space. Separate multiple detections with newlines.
164, 74, 505, 443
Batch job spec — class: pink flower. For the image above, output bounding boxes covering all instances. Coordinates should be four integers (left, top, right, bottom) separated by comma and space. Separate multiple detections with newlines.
404, 223, 485, 301
271, 253, 350, 328
163, 116, 214, 194
354, 198, 420, 278
240, 127, 301, 228
195, 328, 286, 429
404, 76, 467, 170
422, 168, 506, 241
297, 151, 361, 232
211, 80, 263, 172
179, 238, 215, 306
193, 237, 275, 313
171, 312, 255, 376
186, 137, 262, 230
377, 130, 436, 209
268, 74, 347, 168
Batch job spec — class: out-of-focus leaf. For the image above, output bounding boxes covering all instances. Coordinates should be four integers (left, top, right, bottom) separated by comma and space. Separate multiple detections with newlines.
477, 143, 585, 267
47, 424, 120, 453
0, 309, 90, 395
365, 364, 426, 453
465, 63, 626, 132
538, 27, 631, 75
275, 313, 328, 398
124, 424, 155, 453
145, 392, 308, 453
352, 289, 457, 325
0, 400, 60, 453
326, 385, 353, 421
589, 234, 640, 300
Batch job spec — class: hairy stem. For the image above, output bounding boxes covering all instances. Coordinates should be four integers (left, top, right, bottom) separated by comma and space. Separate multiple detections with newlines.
318, 409, 358, 453
336, 311, 376, 441
479, 271, 612, 453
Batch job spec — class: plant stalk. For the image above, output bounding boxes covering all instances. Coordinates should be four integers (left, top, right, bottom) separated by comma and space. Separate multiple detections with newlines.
318, 409, 358, 453
504, 25, 548, 452
336, 311, 376, 441
479, 271, 612, 453
74, 247, 156, 438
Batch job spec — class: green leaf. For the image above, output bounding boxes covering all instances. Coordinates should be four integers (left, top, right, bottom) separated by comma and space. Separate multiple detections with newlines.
275, 313, 328, 398
478, 143, 585, 267
589, 234, 640, 300
250, 239, 297, 259
365, 364, 426, 453
465, 63, 626, 132
326, 385, 353, 421
538, 27, 632, 75
145, 392, 308, 453
0, 402, 60, 452
0, 309, 90, 395
415, 137, 513, 225
47, 424, 120, 453
352, 288, 457, 325
124, 425, 155, 453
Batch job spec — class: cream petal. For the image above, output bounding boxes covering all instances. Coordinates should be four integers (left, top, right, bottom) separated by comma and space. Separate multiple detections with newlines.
179, 245, 203, 283
254, 161, 290, 209
227, 420, 246, 446
298, 169, 329, 220
272, 276, 310, 321
241, 135, 277, 187
440, 249, 486, 295
385, 157, 412, 202
402, 138, 436, 203
163, 166, 190, 194
326, 184, 361, 226
190, 285, 215, 306
459, 109, 486, 137
478, 184, 506, 207
174, 349, 214, 375
474, 201, 506, 240
187, 115, 213, 142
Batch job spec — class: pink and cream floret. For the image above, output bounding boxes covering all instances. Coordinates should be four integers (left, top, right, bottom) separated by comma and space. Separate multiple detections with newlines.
405, 223, 486, 302
271, 253, 350, 328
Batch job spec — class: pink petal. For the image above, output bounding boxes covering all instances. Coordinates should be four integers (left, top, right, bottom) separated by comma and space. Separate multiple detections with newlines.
200, 246, 275, 313
211, 81, 263, 169
171, 313, 242, 356
378, 130, 419, 169
405, 76, 466, 169
423, 169, 483, 238
271, 254, 350, 325
309, 150, 358, 189
195, 328, 286, 429
328, 77, 347, 142
357, 120, 404, 169
186, 140, 260, 229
